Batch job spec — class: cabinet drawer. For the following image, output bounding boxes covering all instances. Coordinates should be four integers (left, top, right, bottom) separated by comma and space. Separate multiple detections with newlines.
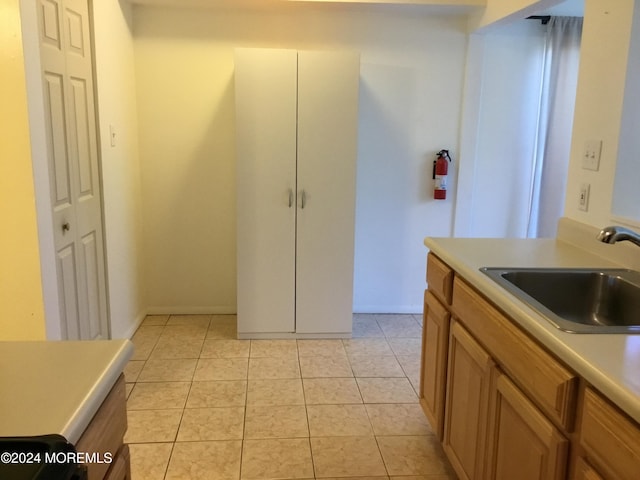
76, 374, 127, 480
427, 253, 453, 305
452, 277, 578, 431
579, 387, 640, 480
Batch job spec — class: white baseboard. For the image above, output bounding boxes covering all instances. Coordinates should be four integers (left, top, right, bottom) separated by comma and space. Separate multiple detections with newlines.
352, 305, 422, 314
114, 310, 146, 340
237, 332, 352, 339
111, 307, 239, 340
145, 306, 237, 316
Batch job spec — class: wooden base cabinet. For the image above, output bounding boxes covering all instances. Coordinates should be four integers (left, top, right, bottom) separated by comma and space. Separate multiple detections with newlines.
421, 253, 640, 480
574, 387, 640, 480
420, 289, 450, 439
420, 254, 455, 438
104, 445, 130, 480
485, 372, 569, 480
443, 327, 569, 480
421, 254, 575, 480
443, 321, 493, 480
76, 374, 130, 480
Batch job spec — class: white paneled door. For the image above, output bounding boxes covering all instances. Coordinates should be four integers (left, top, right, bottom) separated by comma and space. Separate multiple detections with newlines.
37, 0, 109, 340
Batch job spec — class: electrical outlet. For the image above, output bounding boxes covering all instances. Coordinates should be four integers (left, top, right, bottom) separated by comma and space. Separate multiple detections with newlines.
582, 140, 602, 171
579, 183, 590, 211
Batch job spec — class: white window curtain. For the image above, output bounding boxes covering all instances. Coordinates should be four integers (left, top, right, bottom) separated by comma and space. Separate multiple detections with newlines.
527, 16, 583, 238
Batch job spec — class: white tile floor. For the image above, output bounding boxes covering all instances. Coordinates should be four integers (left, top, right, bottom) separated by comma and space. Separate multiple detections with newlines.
125, 313, 455, 480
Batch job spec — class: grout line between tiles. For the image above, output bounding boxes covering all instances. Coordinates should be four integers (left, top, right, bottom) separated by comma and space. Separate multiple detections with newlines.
128, 314, 440, 480
162, 441, 176, 480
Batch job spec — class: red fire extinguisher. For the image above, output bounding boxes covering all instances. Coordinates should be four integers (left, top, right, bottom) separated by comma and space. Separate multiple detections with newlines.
433, 149, 452, 200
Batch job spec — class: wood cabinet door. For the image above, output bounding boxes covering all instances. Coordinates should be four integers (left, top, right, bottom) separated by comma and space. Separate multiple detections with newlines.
76, 375, 128, 480
485, 372, 569, 480
573, 457, 604, 480
104, 445, 130, 480
579, 387, 640, 480
420, 289, 450, 440
443, 320, 493, 480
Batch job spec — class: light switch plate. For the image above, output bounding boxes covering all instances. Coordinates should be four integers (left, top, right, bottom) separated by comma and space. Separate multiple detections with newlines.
579, 183, 590, 211
582, 140, 602, 171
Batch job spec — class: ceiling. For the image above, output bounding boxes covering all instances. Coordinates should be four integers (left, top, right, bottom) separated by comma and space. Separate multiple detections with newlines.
537, 0, 584, 16
125, 0, 485, 15
125, 0, 584, 17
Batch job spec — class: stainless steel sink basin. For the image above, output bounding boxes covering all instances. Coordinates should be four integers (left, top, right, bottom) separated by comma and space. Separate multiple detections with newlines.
480, 267, 640, 333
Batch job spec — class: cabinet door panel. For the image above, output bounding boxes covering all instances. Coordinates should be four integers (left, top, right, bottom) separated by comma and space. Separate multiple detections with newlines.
443, 321, 493, 480
573, 457, 604, 480
486, 373, 568, 480
420, 289, 450, 439
104, 444, 130, 480
235, 48, 297, 334
579, 387, 640, 480
295, 50, 359, 334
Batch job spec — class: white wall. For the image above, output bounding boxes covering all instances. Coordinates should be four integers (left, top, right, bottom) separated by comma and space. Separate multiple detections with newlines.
1, 0, 47, 340
455, 20, 546, 238
564, 0, 636, 228
611, 1, 640, 223
133, 9, 238, 314
92, 1, 145, 338
20, 0, 62, 339
352, 19, 467, 312
19, 0, 145, 339
470, 0, 565, 30
132, 6, 468, 314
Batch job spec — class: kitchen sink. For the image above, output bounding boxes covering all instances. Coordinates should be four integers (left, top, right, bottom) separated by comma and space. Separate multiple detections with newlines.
480, 267, 640, 333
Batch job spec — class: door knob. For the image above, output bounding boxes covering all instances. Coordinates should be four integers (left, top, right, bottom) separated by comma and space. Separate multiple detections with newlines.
62, 222, 70, 233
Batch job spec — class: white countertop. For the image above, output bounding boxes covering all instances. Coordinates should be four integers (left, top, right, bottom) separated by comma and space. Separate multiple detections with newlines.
424, 237, 640, 424
0, 339, 133, 443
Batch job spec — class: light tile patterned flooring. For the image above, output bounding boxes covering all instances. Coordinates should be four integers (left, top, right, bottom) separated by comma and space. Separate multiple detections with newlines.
125, 313, 455, 480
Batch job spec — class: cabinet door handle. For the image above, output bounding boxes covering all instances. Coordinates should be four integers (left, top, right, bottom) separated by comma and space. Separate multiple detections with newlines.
288, 189, 294, 208
300, 190, 306, 209
62, 222, 71, 233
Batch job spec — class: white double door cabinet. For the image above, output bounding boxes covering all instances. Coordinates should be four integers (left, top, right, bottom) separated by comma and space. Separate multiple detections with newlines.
235, 48, 359, 338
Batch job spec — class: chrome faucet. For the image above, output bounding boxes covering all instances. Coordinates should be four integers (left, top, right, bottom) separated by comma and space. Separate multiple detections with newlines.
597, 225, 640, 247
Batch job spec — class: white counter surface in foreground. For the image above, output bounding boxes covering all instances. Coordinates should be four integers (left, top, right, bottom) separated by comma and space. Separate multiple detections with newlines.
0, 340, 133, 443
424, 237, 640, 424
